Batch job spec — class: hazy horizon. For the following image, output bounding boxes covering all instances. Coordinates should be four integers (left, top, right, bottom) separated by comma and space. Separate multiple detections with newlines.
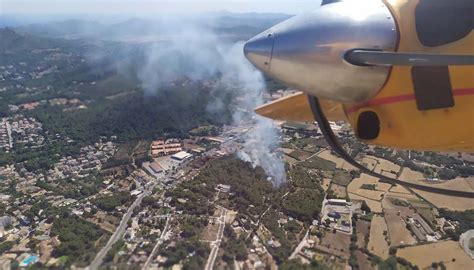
1, 0, 323, 27
1, 0, 322, 16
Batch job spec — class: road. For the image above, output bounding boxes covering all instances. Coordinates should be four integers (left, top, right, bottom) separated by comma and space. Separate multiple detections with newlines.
246, 191, 289, 241
294, 148, 326, 166
5, 120, 12, 148
204, 206, 227, 270
88, 186, 154, 270
289, 229, 309, 259
143, 215, 172, 269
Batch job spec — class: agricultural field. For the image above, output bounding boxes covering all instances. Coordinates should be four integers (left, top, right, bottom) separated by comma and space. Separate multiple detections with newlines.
307, 249, 347, 270
410, 189, 474, 211
317, 231, 351, 259
288, 149, 313, 161
383, 192, 419, 204
383, 195, 414, 211
282, 154, 299, 166
291, 137, 327, 150
321, 178, 331, 192
397, 241, 474, 269
384, 208, 417, 246
368, 215, 390, 259
371, 157, 401, 177
395, 168, 474, 210
329, 184, 347, 198
300, 155, 336, 171
349, 193, 383, 213
317, 150, 357, 171
400, 168, 474, 192
382, 191, 438, 241
348, 174, 391, 213
388, 184, 412, 194
354, 250, 376, 270
399, 168, 424, 182
354, 189, 385, 201
440, 177, 474, 191
332, 170, 353, 187
348, 173, 392, 193
361, 156, 378, 170
355, 220, 370, 248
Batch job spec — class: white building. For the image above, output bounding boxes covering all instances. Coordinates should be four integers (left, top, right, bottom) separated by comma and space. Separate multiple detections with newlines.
171, 151, 192, 161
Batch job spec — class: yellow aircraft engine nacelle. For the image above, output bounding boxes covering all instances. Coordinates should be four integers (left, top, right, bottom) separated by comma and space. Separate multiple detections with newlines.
246, 0, 474, 152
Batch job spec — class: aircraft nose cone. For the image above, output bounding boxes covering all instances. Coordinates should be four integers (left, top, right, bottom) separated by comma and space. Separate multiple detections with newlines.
244, 32, 274, 72
244, 1, 397, 103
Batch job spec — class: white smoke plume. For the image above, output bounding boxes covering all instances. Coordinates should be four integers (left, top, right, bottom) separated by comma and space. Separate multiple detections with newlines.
92, 17, 287, 185
218, 43, 287, 186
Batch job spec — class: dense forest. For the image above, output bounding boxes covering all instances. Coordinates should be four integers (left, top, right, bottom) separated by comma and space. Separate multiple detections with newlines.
30, 84, 233, 145
51, 216, 108, 267
168, 156, 329, 264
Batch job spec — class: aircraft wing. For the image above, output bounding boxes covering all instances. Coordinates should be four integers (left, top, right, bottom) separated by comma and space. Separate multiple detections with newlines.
255, 92, 346, 122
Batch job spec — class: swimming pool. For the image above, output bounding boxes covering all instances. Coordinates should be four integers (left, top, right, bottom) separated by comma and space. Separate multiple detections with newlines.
20, 255, 39, 267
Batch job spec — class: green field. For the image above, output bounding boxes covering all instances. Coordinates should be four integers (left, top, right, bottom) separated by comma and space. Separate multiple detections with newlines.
332, 169, 353, 187
300, 156, 337, 171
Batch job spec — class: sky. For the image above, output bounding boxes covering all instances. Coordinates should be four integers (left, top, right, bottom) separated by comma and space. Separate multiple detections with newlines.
1, 0, 322, 16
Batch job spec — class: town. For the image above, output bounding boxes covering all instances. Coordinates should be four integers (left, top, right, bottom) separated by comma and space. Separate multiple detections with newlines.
0, 104, 473, 269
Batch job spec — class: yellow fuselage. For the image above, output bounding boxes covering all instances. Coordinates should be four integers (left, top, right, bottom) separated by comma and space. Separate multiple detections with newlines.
345, 0, 474, 152
254, 0, 473, 153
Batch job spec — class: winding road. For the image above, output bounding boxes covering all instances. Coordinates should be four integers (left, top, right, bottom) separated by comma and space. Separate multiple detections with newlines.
88, 186, 154, 270
143, 215, 172, 269
204, 206, 228, 270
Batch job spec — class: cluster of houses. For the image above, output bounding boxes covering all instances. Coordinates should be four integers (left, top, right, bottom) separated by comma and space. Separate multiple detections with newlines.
8, 138, 117, 188
9, 96, 87, 114
10, 116, 45, 148
0, 45, 74, 83
47, 142, 117, 182
0, 64, 24, 82
0, 118, 13, 152
0, 115, 45, 151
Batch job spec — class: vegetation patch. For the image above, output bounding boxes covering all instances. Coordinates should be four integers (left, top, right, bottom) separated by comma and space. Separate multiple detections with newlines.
288, 165, 320, 189
191, 156, 280, 216
390, 198, 410, 207
288, 149, 312, 161
159, 239, 210, 269
51, 216, 108, 267
332, 169, 353, 187
94, 192, 131, 212
221, 226, 247, 263
360, 184, 377, 191
300, 156, 336, 171
282, 188, 324, 223
261, 209, 294, 264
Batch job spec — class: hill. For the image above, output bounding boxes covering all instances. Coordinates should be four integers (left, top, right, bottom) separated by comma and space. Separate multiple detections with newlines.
0, 27, 70, 52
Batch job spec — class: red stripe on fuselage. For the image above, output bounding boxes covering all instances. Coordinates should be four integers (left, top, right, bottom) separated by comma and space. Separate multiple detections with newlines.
346, 88, 474, 114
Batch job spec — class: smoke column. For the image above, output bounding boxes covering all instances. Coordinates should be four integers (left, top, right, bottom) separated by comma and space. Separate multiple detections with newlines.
93, 17, 287, 185
218, 43, 287, 186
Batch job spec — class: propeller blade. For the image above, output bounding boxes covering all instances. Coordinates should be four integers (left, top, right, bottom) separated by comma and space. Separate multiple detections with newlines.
321, 0, 344, 5
345, 49, 474, 66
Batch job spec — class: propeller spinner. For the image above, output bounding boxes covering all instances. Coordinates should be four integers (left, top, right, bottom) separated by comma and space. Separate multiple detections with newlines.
244, 0, 398, 103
